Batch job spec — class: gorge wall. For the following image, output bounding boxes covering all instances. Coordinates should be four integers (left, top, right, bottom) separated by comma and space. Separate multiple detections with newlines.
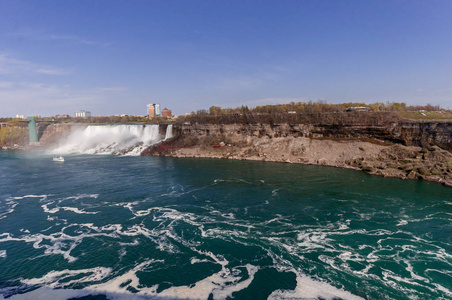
152, 121, 452, 187
174, 121, 452, 150
32, 121, 452, 152
22, 121, 452, 186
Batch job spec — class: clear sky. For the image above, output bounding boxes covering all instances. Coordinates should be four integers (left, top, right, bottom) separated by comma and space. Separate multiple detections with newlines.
0, 0, 451, 117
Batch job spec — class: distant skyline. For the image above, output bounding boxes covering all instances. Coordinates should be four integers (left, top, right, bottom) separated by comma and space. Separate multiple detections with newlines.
0, 0, 451, 117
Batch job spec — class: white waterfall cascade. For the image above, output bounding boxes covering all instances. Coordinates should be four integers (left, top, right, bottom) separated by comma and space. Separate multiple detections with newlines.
164, 124, 173, 140
50, 124, 171, 156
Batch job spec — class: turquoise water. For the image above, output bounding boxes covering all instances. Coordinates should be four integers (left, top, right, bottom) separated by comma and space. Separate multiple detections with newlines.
0, 150, 451, 299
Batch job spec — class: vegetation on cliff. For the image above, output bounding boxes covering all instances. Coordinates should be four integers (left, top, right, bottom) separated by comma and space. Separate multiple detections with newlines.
176, 101, 451, 126
0, 127, 28, 146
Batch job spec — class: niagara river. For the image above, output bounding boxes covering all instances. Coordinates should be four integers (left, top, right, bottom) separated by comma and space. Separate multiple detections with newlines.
0, 150, 451, 299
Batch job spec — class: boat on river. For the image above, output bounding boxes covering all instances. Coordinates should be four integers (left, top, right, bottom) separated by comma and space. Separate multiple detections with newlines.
53, 156, 65, 162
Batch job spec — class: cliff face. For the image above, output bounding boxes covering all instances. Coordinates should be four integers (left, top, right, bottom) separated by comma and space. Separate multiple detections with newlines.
37, 123, 81, 146
176, 121, 452, 150
33, 121, 452, 151
26, 121, 452, 186
393, 121, 452, 150
153, 122, 452, 187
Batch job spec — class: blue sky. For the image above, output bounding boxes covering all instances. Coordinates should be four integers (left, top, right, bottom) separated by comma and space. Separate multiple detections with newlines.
0, 0, 451, 117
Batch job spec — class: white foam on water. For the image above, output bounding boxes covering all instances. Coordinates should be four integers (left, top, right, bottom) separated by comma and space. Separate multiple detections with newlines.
297, 231, 333, 250
272, 188, 281, 196
264, 215, 284, 225
158, 263, 259, 300
85, 223, 260, 300
89, 249, 256, 300
1, 195, 50, 220
213, 178, 253, 185
0, 205, 16, 220
0, 287, 110, 300
338, 219, 351, 230
22, 267, 112, 288
0, 223, 126, 263
432, 282, 452, 298
190, 257, 212, 264
86, 262, 258, 300
41, 203, 98, 215
402, 258, 427, 282
88, 260, 163, 295
222, 212, 235, 219
130, 207, 156, 217
65, 194, 99, 200
260, 220, 452, 299
50, 124, 163, 156
118, 239, 140, 246
269, 272, 364, 300
260, 233, 366, 300
143, 249, 259, 299
380, 262, 452, 298
396, 219, 408, 226
13, 195, 50, 200
40, 194, 100, 215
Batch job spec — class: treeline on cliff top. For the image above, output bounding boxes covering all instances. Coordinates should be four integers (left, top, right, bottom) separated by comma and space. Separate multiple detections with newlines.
179, 101, 450, 126
0, 115, 151, 125
0, 101, 449, 126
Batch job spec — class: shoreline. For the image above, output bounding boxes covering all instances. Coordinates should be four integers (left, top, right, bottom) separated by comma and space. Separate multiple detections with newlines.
147, 135, 452, 188
3, 121, 451, 187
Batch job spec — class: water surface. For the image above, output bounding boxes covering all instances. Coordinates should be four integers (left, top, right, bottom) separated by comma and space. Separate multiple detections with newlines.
0, 151, 451, 299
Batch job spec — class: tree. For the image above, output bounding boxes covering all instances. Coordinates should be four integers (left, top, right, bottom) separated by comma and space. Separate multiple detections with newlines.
209, 106, 222, 115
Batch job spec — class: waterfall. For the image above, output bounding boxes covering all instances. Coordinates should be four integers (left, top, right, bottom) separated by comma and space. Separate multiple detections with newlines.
50, 124, 163, 156
164, 124, 173, 140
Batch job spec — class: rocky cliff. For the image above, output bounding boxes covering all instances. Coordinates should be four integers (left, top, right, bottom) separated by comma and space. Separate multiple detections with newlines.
24, 121, 452, 186
148, 121, 452, 187
174, 121, 452, 150
37, 123, 76, 145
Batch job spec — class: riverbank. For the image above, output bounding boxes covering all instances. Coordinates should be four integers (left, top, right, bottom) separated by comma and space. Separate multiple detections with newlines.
10, 121, 452, 186
145, 123, 452, 187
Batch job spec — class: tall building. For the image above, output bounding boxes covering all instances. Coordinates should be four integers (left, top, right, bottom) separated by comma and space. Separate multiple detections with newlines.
147, 103, 161, 117
154, 103, 161, 116
147, 104, 155, 117
75, 110, 91, 118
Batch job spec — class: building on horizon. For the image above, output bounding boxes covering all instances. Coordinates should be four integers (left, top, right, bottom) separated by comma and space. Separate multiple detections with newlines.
75, 110, 91, 118
154, 103, 161, 116
16, 114, 26, 119
161, 108, 172, 118
147, 103, 161, 118
345, 107, 369, 112
147, 104, 155, 117
55, 114, 70, 118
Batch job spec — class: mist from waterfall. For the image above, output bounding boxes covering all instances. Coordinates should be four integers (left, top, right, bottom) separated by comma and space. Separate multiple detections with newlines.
50, 124, 165, 156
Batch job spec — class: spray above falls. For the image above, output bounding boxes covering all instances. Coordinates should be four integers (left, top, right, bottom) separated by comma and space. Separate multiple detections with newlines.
50, 124, 173, 156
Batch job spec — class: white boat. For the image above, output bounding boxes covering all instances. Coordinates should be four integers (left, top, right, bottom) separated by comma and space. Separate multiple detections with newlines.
53, 156, 65, 162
